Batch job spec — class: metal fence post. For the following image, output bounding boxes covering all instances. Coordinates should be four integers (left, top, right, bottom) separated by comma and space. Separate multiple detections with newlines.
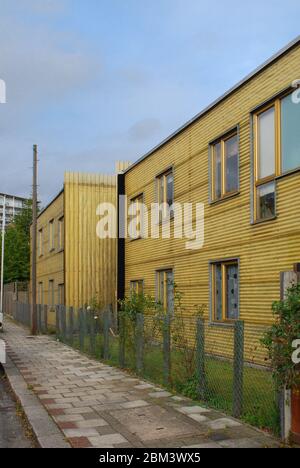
196, 317, 207, 400
163, 313, 171, 386
119, 312, 126, 368
69, 307, 74, 346
79, 308, 84, 351
90, 310, 96, 355
37, 304, 42, 333
43, 305, 48, 334
55, 305, 60, 339
61, 305, 67, 342
136, 313, 144, 374
233, 320, 244, 418
103, 307, 110, 360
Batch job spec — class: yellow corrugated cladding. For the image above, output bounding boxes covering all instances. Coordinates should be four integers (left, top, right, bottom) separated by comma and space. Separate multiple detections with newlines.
124, 45, 300, 365
64, 172, 117, 309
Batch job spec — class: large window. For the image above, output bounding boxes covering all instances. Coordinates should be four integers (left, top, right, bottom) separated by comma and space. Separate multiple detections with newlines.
157, 269, 174, 314
38, 229, 43, 257
49, 280, 54, 308
253, 91, 300, 221
157, 169, 174, 220
58, 283, 65, 306
49, 219, 55, 251
130, 280, 144, 295
211, 131, 239, 201
129, 194, 144, 240
38, 282, 43, 306
211, 260, 239, 322
58, 217, 64, 250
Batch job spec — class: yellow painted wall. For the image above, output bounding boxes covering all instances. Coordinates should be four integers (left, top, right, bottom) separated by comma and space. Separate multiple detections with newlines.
124, 44, 300, 365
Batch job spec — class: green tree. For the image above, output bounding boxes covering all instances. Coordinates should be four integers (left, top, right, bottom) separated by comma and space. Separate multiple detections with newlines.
0, 200, 33, 283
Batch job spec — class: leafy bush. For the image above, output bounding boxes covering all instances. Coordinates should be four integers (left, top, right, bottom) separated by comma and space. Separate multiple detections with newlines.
262, 283, 300, 390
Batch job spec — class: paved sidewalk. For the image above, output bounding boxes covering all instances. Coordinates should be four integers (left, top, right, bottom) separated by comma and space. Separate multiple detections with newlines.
3, 320, 280, 449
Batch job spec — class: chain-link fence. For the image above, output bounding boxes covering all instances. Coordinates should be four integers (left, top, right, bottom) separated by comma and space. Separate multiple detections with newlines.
7, 303, 280, 435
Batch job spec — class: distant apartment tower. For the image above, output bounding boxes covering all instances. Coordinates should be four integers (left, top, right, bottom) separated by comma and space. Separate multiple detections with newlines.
0, 193, 27, 228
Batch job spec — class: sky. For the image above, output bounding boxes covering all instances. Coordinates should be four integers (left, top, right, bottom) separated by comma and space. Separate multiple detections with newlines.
0, 0, 299, 206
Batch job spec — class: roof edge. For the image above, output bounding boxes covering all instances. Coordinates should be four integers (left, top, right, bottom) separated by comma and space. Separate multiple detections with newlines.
124, 35, 300, 175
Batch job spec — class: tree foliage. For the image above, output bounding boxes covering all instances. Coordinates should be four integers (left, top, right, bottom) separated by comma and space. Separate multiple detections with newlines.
0, 199, 33, 283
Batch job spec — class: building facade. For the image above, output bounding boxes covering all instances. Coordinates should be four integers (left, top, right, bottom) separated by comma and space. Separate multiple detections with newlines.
34, 169, 128, 325
120, 37, 300, 365
0, 193, 27, 228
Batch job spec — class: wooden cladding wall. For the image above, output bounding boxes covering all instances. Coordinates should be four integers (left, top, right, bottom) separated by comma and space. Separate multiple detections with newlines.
64, 172, 117, 309
124, 44, 300, 365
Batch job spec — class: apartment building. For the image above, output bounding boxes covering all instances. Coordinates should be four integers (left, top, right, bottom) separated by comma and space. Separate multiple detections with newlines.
118, 37, 300, 364
0, 193, 27, 228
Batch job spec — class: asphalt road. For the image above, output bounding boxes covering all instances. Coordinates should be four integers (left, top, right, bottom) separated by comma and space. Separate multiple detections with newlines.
0, 366, 36, 448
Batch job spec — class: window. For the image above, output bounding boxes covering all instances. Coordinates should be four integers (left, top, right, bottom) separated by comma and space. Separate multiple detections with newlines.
58, 217, 64, 250
38, 229, 43, 257
211, 131, 239, 201
49, 280, 54, 308
211, 260, 239, 322
253, 91, 300, 221
157, 269, 174, 314
49, 219, 55, 251
38, 282, 43, 306
157, 169, 174, 219
58, 283, 65, 306
130, 280, 144, 295
129, 194, 144, 240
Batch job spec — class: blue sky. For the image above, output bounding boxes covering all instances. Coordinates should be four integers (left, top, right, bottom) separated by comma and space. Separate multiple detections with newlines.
0, 0, 299, 205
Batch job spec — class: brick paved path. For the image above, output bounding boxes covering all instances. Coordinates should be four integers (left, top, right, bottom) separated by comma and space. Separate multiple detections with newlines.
3, 320, 279, 448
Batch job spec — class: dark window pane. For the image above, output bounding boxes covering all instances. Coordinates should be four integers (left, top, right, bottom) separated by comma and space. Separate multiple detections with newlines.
257, 182, 275, 220
214, 143, 222, 199
215, 264, 222, 321
226, 264, 239, 320
281, 94, 300, 173
225, 135, 238, 193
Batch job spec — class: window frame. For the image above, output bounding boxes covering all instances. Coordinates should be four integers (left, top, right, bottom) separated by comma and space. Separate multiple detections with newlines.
130, 279, 144, 295
210, 128, 239, 202
49, 219, 55, 252
129, 193, 144, 241
253, 88, 300, 222
38, 228, 43, 257
210, 259, 240, 324
156, 268, 174, 314
156, 168, 174, 221
58, 216, 64, 251
49, 280, 55, 308
58, 283, 65, 306
38, 282, 43, 306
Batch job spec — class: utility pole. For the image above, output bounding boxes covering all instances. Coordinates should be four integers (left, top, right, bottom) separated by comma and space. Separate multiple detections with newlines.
0, 195, 6, 329
31, 145, 38, 335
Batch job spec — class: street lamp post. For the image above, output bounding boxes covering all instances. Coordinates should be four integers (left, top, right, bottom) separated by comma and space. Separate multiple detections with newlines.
0, 195, 6, 329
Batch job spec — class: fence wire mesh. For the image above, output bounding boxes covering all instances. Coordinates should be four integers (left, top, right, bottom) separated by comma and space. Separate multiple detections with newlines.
7, 302, 280, 435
